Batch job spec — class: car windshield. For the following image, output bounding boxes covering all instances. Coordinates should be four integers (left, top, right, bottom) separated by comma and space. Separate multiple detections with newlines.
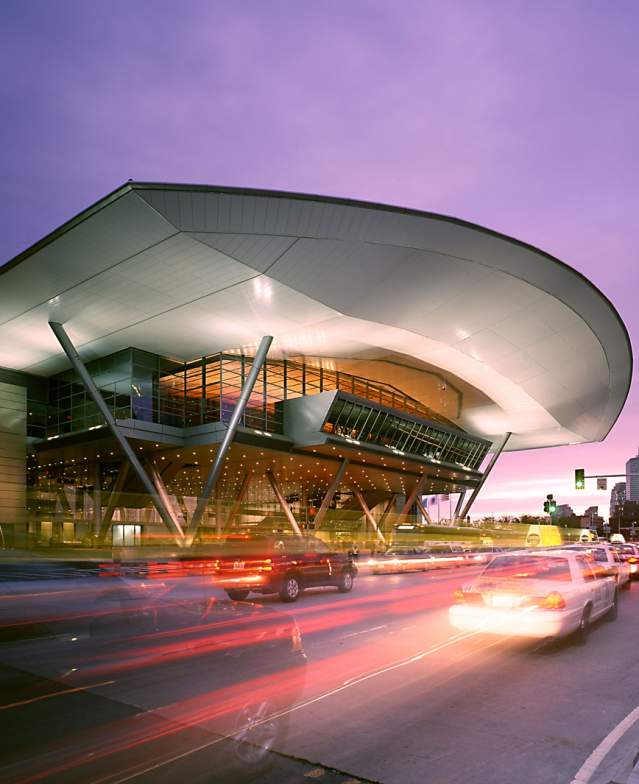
481, 555, 572, 581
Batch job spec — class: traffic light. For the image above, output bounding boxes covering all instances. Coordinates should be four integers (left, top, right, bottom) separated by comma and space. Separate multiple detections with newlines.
575, 468, 585, 490
543, 501, 550, 513
549, 499, 556, 514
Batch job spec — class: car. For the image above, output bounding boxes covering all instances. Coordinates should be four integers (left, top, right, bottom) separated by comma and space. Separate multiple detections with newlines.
0, 560, 307, 781
561, 543, 631, 590
610, 543, 639, 579
203, 534, 358, 602
367, 546, 435, 573
449, 549, 618, 643
465, 545, 505, 564
425, 543, 471, 568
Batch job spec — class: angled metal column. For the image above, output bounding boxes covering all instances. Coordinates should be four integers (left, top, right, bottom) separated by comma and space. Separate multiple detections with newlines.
459, 432, 511, 521
400, 474, 429, 516
97, 461, 130, 543
453, 489, 467, 523
188, 335, 273, 537
352, 487, 386, 545
379, 492, 399, 535
314, 458, 349, 529
145, 458, 185, 532
266, 470, 302, 536
415, 495, 434, 525
49, 321, 184, 543
93, 461, 101, 539
225, 472, 252, 529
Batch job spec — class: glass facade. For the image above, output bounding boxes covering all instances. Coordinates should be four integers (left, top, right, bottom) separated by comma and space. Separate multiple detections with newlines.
322, 394, 489, 470
35, 349, 458, 439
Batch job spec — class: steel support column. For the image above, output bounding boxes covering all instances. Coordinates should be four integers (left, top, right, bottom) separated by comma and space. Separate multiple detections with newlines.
379, 493, 399, 535
49, 321, 184, 543
146, 458, 185, 532
314, 458, 349, 530
459, 432, 511, 521
453, 489, 467, 523
98, 461, 130, 543
225, 472, 252, 530
415, 495, 434, 525
266, 470, 302, 536
93, 462, 101, 540
400, 474, 428, 516
188, 335, 273, 538
352, 487, 386, 545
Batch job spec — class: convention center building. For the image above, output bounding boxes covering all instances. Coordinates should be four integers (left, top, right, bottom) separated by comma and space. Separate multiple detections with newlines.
0, 183, 632, 547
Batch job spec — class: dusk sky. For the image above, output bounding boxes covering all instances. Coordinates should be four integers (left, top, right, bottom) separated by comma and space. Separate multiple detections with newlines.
2, 1, 638, 520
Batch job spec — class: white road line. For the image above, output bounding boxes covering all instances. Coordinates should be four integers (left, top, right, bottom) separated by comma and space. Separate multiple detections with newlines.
269, 628, 480, 722
341, 624, 387, 639
110, 627, 484, 783
569, 703, 639, 784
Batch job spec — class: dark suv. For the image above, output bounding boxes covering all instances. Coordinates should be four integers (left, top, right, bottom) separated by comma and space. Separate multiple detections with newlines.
211, 534, 358, 602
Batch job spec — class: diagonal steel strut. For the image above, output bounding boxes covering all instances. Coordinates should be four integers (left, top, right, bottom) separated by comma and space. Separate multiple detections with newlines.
188, 335, 273, 539
49, 321, 185, 543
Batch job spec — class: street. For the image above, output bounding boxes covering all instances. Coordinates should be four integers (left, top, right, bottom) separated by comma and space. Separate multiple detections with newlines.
2, 565, 639, 784
272, 568, 639, 784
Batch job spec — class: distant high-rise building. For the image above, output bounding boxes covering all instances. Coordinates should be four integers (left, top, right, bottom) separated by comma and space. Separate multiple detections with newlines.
627, 451, 639, 502
582, 505, 604, 530
555, 503, 574, 518
610, 482, 626, 519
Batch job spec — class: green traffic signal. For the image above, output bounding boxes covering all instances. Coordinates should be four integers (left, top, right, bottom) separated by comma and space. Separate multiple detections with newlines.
575, 468, 585, 490
549, 500, 557, 514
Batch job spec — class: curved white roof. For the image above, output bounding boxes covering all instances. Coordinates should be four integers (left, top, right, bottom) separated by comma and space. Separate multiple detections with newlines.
0, 182, 631, 451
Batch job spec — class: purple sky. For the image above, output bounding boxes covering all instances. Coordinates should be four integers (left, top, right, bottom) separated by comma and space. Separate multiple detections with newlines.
2, 1, 638, 519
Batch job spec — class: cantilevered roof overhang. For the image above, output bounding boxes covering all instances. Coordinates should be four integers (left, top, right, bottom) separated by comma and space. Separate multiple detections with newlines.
0, 182, 632, 452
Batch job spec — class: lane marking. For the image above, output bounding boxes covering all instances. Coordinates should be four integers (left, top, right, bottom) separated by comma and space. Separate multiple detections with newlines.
570, 703, 639, 784
0, 680, 116, 711
341, 625, 387, 639
107, 628, 484, 783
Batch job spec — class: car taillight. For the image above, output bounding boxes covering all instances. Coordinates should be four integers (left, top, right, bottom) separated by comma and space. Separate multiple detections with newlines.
259, 558, 273, 572
629, 557, 638, 564
541, 591, 566, 610
453, 589, 466, 603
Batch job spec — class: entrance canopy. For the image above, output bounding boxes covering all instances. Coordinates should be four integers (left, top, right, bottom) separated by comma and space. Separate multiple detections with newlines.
0, 182, 632, 451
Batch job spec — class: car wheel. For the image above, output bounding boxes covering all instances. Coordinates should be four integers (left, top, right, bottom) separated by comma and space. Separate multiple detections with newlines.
226, 589, 250, 601
337, 569, 354, 593
280, 575, 301, 602
607, 590, 619, 621
574, 605, 592, 645
228, 699, 288, 774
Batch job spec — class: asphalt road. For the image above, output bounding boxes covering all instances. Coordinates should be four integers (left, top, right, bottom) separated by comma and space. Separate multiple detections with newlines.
3, 564, 639, 784
269, 566, 639, 784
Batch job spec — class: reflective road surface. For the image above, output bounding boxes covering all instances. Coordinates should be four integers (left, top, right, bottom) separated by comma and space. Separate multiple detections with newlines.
2, 564, 638, 784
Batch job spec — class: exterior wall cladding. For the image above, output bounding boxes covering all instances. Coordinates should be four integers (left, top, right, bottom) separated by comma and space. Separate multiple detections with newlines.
0, 382, 27, 537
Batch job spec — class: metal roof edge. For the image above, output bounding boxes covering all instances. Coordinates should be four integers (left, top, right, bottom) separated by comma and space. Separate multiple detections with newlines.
1, 180, 631, 432
128, 182, 633, 398
0, 182, 135, 276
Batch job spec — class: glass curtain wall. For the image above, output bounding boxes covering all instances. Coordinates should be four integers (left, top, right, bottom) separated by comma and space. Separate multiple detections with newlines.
322, 396, 489, 470
42, 350, 460, 438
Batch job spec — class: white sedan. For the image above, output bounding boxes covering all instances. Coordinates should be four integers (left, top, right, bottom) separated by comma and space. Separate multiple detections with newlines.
449, 550, 617, 643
